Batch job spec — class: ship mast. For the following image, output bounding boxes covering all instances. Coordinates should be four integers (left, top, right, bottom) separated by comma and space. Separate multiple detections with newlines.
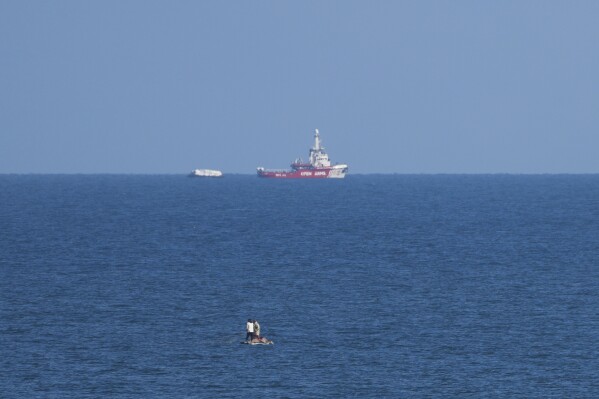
313, 129, 321, 151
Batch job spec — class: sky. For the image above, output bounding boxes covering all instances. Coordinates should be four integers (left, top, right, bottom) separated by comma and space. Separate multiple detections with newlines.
1, 1, 598, 174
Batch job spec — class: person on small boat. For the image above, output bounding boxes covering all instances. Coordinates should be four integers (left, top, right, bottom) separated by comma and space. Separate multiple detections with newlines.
243, 319, 273, 344
245, 319, 254, 341
253, 319, 260, 337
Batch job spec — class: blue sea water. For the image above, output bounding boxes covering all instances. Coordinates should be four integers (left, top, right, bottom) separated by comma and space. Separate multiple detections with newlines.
1, 174, 598, 398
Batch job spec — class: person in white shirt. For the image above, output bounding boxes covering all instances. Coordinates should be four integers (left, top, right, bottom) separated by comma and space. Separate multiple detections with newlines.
246, 319, 254, 341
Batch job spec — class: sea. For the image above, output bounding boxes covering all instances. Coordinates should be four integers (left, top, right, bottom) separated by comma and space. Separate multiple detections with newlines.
1, 174, 598, 398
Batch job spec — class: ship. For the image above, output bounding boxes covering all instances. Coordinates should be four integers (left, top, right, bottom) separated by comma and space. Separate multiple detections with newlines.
257, 129, 348, 178
189, 169, 223, 177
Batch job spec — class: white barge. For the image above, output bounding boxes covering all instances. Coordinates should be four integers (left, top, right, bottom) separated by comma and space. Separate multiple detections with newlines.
189, 169, 223, 177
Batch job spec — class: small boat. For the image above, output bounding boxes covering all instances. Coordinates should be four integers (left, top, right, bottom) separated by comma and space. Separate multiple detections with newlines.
189, 169, 223, 177
241, 337, 274, 345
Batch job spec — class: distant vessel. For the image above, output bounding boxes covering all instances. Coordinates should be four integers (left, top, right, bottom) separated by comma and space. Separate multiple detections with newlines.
189, 169, 223, 177
257, 129, 348, 179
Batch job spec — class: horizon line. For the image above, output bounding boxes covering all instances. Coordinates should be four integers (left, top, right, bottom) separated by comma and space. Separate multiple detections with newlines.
2, 172, 599, 176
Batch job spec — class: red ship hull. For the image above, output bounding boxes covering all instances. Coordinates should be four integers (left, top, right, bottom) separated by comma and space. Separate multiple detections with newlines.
257, 168, 333, 178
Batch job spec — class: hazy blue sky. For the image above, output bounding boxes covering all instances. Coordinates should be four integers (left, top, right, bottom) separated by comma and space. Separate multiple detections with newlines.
1, 1, 598, 173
